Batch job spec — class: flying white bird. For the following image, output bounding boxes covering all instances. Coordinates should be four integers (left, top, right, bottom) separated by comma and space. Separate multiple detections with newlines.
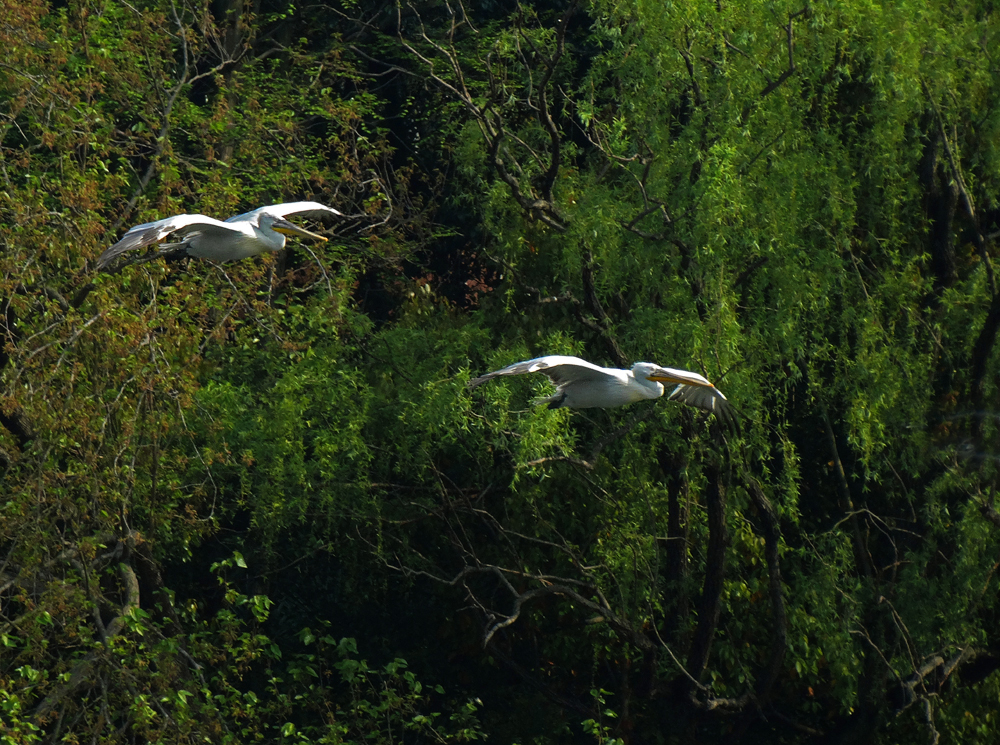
95, 201, 343, 270
468, 355, 734, 424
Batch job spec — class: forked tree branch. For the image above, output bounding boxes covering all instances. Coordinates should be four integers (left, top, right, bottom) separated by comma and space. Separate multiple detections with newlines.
33, 541, 141, 718
922, 79, 996, 297
759, 9, 807, 99
396, 1, 568, 231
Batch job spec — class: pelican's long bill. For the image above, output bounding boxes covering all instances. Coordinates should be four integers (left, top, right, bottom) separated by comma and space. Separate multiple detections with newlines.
645, 367, 716, 388
271, 218, 328, 241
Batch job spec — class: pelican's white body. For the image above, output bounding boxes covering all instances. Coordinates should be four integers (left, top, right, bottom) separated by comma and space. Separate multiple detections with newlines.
122, 214, 283, 261
530, 358, 664, 409
188, 215, 283, 260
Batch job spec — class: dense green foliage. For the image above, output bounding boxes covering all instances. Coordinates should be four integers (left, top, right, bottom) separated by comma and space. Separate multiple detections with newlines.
3, 0, 1000, 743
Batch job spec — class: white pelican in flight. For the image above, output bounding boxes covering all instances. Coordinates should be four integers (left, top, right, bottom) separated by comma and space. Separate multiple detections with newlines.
96, 201, 343, 270
469, 355, 734, 424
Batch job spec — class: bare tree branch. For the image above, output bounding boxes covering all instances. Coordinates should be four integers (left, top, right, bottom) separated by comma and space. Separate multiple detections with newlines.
581, 250, 627, 367
396, 1, 568, 231
685, 461, 727, 683
822, 409, 874, 579
33, 538, 141, 718
922, 78, 996, 297
758, 9, 807, 99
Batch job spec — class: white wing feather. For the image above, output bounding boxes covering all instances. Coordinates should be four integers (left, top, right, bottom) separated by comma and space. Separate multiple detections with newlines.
467, 355, 619, 389
226, 201, 344, 224
96, 215, 243, 269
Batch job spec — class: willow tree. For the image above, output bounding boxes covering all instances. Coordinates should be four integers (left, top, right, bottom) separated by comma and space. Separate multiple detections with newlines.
361, 1, 1000, 742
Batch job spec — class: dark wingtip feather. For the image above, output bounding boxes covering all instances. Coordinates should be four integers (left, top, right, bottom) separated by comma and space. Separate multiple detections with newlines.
668, 384, 739, 431
95, 224, 174, 271
467, 373, 494, 390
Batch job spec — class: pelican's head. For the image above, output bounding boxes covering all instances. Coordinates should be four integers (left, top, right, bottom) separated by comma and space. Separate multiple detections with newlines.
259, 213, 328, 242
631, 362, 663, 381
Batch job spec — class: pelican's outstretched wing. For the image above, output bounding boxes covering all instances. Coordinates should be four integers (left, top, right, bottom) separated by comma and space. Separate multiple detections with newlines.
96, 215, 240, 270
468, 355, 618, 389
650, 365, 736, 426
227, 201, 344, 224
